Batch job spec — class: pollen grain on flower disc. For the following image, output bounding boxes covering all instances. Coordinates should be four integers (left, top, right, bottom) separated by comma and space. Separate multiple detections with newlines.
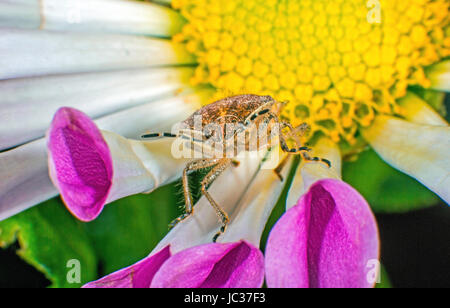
173, 0, 450, 145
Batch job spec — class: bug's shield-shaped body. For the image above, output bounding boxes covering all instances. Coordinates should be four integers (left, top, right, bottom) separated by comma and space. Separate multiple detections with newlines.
175, 94, 281, 159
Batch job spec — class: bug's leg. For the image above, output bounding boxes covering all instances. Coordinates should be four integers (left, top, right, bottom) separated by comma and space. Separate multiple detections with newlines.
199, 159, 233, 243
244, 110, 305, 154
274, 154, 289, 181
286, 122, 311, 141
280, 122, 303, 149
243, 112, 292, 179
169, 158, 222, 229
279, 132, 300, 153
258, 115, 314, 163
274, 100, 289, 115
300, 151, 332, 168
141, 132, 178, 139
278, 132, 331, 168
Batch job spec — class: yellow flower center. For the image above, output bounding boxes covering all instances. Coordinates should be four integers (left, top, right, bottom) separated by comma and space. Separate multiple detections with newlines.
172, 0, 450, 146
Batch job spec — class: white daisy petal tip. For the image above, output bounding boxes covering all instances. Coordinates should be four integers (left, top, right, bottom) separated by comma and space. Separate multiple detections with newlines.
47, 107, 113, 222
83, 245, 172, 288
265, 178, 380, 288
47, 107, 188, 221
151, 241, 265, 288
363, 115, 450, 205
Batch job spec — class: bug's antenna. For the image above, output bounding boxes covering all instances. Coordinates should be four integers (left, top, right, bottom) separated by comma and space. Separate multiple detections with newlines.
141, 132, 179, 139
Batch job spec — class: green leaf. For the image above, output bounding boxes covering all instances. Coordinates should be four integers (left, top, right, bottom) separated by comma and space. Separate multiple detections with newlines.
0, 199, 97, 288
342, 149, 439, 213
83, 183, 181, 276
0, 182, 183, 286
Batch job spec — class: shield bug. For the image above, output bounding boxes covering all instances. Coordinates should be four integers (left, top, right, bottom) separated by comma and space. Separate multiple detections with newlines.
142, 94, 330, 242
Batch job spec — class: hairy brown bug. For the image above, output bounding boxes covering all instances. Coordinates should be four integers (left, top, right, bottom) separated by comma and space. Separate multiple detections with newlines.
142, 94, 330, 242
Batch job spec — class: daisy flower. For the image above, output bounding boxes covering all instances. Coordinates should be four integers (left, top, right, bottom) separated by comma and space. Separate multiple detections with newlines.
0, 0, 449, 288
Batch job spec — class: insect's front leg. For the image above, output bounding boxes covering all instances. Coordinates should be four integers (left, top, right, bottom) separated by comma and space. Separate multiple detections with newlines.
278, 128, 331, 168
280, 122, 309, 149
169, 158, 222, 230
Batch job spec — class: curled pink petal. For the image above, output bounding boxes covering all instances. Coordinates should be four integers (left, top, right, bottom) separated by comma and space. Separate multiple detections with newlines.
83, 246, 171, 288
265, 179, 379, 288
151, 241, 264, 288
47, 107, 113, 221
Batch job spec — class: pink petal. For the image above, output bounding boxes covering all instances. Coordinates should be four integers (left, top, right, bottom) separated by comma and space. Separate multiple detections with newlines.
151, 241, 264, 288
83, 246, 171, 288
265, 179, 379, 288
47, 107, 113, 222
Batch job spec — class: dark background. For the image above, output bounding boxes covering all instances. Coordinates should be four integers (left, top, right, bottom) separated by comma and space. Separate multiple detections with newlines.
377, 204, 450, 288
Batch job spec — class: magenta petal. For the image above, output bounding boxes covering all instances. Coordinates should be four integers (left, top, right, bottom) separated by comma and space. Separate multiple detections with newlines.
151, 241, 264, 288
47, 107, 113, 221
265, 179, 379, 288
83, 246, 171, 288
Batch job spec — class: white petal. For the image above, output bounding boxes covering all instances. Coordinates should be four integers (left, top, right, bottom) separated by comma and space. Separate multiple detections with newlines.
0, 139, 57, 221
0, 28, 194, 80
1, 0, 183, 37
221, 152, 293, 247
427, 60, 450, 92
101, 133, 190, 205
42, 0, 183, 37
0, 68, 194, 150
362, 115, 450, 204
286, 138, 342, 210
0, 93, 199, 221
152, 151, 265, 254
95, 89, 208, 139
47, 107, 189, 221
0, 0, 40, 29
398, 92, 448, 126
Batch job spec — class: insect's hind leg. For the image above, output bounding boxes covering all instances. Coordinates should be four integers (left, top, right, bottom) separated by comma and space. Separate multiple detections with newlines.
199, 159, 233, 243
169, 158, 222, 230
